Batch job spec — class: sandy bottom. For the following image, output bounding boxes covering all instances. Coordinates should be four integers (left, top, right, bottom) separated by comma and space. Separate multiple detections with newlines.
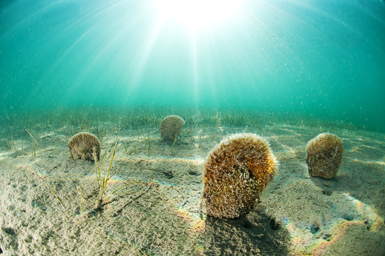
0, 124, 384, 255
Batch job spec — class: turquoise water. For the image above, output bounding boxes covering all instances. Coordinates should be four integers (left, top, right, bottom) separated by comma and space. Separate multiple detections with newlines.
1, 0, 384, 131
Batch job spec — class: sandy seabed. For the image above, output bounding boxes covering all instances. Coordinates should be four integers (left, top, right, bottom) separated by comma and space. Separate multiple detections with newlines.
0, 123, 384, 255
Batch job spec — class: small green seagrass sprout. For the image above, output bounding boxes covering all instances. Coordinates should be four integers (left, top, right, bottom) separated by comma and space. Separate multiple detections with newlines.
25, 127, 39, 158
123, 140, 128, 154
93, 138, 119, 208
10, 128, 15, 151
170, 137, 177, 153
146, 134, 151, 155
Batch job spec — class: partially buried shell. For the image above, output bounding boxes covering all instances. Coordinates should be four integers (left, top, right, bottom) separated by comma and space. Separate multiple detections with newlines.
306, 133, 343, 179
68, 132, 101, 161
160, 115, 185, 141
202, 133, 278, 218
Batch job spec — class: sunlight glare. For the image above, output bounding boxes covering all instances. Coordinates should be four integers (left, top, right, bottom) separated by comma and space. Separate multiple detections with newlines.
156, 0, 239, 29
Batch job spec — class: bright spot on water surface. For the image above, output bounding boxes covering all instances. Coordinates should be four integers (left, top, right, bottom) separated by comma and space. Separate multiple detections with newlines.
155, 0, 240, 29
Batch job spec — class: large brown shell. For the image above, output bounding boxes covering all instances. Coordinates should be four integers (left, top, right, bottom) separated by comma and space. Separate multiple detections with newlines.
160, 115, 185, 141
68, 132, 101, 161
306, 133, 343, 179
202, 133, 278, 218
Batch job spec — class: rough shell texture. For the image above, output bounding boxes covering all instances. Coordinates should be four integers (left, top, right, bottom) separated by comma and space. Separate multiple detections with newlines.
68, 132, 101, 161
305, 133, 343, 179
202, 133, 278, 219
160, 115, 185, 141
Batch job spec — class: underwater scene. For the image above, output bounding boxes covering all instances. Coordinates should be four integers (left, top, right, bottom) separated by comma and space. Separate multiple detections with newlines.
0, 0, 384, 255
